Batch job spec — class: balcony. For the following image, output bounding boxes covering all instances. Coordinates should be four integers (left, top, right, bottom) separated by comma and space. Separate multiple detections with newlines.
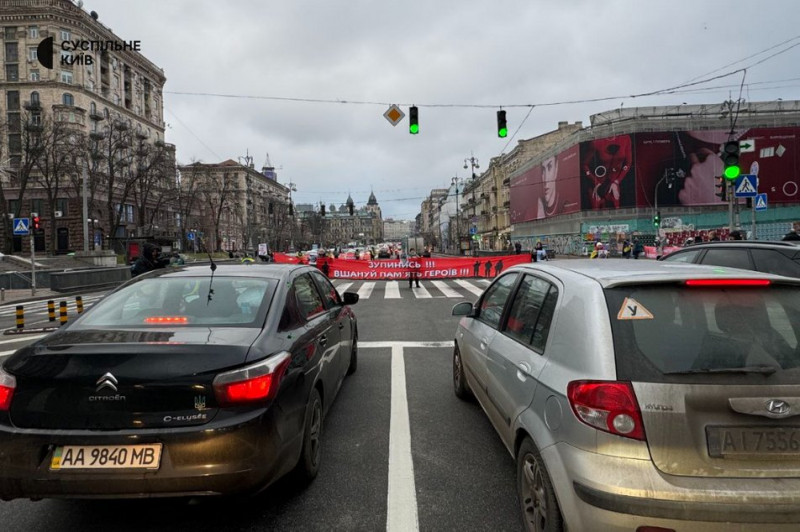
503, 200, 510, 207
24, 122, 43, 132
502, 177, 510, 186
23, 100, 41, 111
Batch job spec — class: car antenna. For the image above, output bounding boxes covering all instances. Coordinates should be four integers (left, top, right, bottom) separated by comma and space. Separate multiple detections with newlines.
206, 249, 217, 304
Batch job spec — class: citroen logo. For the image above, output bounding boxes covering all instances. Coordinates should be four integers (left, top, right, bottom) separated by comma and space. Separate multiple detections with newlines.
766, 399, 790, 416
95, 372, 118, 393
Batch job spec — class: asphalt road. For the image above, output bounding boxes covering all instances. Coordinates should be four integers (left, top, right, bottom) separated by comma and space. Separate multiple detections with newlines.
0, 278, 523, 532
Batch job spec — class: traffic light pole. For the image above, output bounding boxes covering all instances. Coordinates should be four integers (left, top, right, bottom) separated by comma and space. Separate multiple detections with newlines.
30, 231, 36, 297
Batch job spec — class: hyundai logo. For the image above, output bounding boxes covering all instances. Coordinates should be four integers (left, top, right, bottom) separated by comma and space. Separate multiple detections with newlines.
95, 372, 119, 393
766, 399, 790, 416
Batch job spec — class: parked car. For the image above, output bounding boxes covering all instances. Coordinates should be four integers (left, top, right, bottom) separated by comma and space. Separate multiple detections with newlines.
0, 263, 359, 500
659, 240, 800, 278
451, 259, 800, 531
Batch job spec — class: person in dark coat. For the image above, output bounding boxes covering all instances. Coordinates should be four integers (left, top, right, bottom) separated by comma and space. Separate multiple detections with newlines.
514, 241, 522, 254
494, 260, 504, 276
473, 260, 481, 277
782, 222, 800, 241
131, 242, 168, 277
483, 259, 493, 277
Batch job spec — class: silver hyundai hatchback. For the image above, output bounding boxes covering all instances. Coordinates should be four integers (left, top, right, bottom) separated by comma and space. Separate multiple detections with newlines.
451, 259, 800, 531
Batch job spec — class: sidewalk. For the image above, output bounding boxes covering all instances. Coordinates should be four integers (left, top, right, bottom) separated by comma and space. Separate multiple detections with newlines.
0, 288, 88, 307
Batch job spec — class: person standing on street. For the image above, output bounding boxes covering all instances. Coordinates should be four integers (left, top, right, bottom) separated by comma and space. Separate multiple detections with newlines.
131, 242, 169, 277
632, 238, 644, 259
782, 221, 800, 241
407, 248, 421, 288
514, 241, 522, 254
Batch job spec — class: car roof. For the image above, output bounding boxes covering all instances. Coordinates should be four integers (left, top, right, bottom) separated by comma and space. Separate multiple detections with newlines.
677, 240, 800, 248
145, 263, 315, 283
506, 259, 800, 288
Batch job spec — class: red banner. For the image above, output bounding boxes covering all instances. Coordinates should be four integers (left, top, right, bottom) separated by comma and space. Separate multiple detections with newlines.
273, 252, 306, 264
322, 254, 531, 280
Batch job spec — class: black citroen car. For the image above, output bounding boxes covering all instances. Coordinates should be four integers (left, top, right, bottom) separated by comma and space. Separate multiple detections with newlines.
0, 263, 359, 500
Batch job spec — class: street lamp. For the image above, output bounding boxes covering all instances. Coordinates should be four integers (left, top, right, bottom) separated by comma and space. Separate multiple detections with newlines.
451, 177, 460, 255
464, 154, 480, 179
653, 168, 683, 257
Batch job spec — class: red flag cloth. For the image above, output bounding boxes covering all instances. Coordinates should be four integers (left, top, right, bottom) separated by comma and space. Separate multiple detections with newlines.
325, 254, 530, 280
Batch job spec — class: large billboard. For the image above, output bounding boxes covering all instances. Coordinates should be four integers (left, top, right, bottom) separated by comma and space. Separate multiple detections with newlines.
510, 145, 580, 224
510, 126, 799, 223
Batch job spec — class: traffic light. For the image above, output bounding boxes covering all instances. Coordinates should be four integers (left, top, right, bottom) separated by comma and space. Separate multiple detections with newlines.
349, 203, 354, 216
653, 211, 661, 227
721, 140, 741, 180
497, 110, 507, 138
409, 106, 419, 135
715, 177, 728, 201
320, 204, 325, 216
33, 216, 40, 230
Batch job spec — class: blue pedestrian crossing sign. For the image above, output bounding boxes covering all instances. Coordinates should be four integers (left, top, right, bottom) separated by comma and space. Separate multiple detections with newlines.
734, 174, 758, 198
469, 226, 477, 235
12, 217, 30, 235
187, 231, 195, 241
754, 193, 768, 212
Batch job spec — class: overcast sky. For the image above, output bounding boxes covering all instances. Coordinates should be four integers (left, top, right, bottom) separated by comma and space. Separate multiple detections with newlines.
84, 0, 800, 220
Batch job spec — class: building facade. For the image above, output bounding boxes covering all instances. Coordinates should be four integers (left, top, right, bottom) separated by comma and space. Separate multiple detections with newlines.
0, 0, 174, 254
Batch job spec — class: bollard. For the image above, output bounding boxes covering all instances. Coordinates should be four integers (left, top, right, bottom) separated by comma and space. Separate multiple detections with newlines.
59, 301, 68, 326
1, 287, 4, 302
47, 300, 56, 322
76, 295, 84, 314
15, 305, 24, 330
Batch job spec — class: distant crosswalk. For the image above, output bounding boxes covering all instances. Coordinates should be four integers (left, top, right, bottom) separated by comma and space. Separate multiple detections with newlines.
331, 279, 490, 300
0, 294, 105, 318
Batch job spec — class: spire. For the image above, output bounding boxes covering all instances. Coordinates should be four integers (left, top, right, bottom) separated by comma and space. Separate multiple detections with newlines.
367, 190, 378, 205
346, 194, 354, 206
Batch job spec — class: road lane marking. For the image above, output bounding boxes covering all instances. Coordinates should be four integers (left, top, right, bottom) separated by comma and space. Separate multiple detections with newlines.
412, 283, 431, 299
385, 281, 401, 299
0, 334, 46, 346
431, 281, 461, 298
361, 341, 453, 349
387, 344, 419, 532
454, 280, 484, 297
0, 350, 17, 357
336, 282, 354, 295
357, 282, 375, 300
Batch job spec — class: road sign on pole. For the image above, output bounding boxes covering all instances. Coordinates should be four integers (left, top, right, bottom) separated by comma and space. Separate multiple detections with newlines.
734, 174, 758, 198
12, 218, 30, 235
383, 104, 405, 126
754, 193, 768, 212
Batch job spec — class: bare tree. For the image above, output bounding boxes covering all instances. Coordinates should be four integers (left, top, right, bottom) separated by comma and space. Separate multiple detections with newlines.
193, 164, 237, 252
130, 131, 176, 234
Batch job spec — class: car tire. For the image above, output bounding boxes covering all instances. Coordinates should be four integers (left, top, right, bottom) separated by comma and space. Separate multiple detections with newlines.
295, 387, 323, 483
517, 437, 563, 532
347, 329, 358, 375
453, 344, 472, 400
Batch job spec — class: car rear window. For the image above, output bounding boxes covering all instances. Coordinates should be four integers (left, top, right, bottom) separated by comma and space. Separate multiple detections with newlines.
75, 277, 275, 328
605, 283, 800, 383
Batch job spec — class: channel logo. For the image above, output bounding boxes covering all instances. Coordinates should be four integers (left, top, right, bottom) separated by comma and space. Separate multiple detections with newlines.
36, 36, 54, 69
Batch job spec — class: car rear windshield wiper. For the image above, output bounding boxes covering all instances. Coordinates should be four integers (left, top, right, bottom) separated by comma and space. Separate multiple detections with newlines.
665, 365, 779, 376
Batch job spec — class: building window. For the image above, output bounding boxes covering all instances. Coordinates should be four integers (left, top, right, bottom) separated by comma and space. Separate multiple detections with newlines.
61, 50, 73, 64
6, 90, 20, 110
60, 29, 70, 42
5, 64, 19, 82
31, 199, 43, 216
29, 70, 40, 81
28, 46, 38, 61
60, 71, 73, 84
30, 91, 40, 105
30, 113, 41, 126
5, 42, 19, 62
90, 102, 96, 114
8, 200, 20, 215
57, 198, 68, 216
28, 26, 38, 39
4, 27, 17, 40
62, 93, 74, 106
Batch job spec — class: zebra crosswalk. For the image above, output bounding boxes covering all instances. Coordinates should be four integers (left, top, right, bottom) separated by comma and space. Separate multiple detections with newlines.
0, 294, 105, 318
331, 278, 490, 300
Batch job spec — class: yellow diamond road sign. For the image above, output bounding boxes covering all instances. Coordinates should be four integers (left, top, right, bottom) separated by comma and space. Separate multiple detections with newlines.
384, 104, 405, 126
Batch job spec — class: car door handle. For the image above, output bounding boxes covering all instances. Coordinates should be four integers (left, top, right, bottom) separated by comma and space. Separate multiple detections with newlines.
480, 337, 489, 350
517, 362, 532, 381
319, 335, 327, 347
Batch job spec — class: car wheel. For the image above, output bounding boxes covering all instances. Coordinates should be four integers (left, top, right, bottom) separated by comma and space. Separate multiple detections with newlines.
295, 387, 323, 483
453, 344, 472, 400
517, 437, 563, 532
347, 329, 358, 375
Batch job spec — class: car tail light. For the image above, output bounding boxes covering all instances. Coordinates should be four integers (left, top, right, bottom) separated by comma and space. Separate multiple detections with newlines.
0, 367, 16, 411
685, 279, 770, 287
213, 352, 291, 407
567, 381, 646, 441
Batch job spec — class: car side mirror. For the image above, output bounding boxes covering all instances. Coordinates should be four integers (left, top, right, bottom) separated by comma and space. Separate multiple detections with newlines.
451, 301, 474, 317
342, 292, 359, 305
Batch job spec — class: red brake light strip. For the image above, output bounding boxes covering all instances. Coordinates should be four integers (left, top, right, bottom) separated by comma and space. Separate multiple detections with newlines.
144, 316, 189, 324
685, 279, 770, 287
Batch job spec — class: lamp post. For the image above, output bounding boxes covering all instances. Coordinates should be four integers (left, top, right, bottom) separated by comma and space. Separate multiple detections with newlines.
285, 181, 297, 252
464, 154, 480, 180
451, 177, 460, 255
653, 168, 681, 257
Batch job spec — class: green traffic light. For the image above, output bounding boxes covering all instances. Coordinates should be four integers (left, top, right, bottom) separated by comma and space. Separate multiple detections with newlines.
410, 124, 419, 134
498, 127, 508, 138
723, 165, 741, 179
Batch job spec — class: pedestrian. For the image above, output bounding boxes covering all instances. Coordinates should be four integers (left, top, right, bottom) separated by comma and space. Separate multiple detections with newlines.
407, 248, 421, 288
782, 221, 800, 241
632, 238, 644, 259
131, 242, 168, 277
622, 239, 632, 259
514, 241, 522, 255
533, 241, 545, 262
728, 230, 743, 241
422, 246, 431, 258
473, 260, 481, 277
709, 230, 720, 242
494, 259, 504, 276
483, 259, 493, 277
320, 257, 330, 277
